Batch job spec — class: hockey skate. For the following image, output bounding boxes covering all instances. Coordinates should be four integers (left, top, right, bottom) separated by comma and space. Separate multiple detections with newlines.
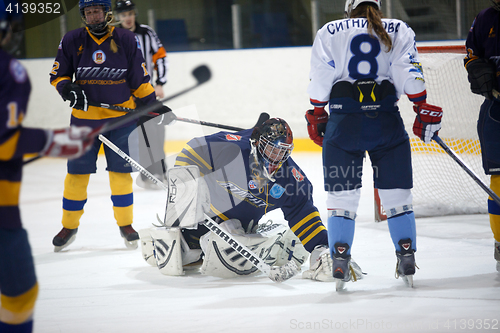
331, 243, 364, 291
120, 225, 139, 249
395, 239, 418, 287
302, 245, 335, 282
52, 227, 78, 252
495, 241, 500, 272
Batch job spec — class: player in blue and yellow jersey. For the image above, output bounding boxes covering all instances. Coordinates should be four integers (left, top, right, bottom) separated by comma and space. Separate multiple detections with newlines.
166, 118, 335, 280
464, 0, 500, 272
0, 1, 94, 331
49, 0, 167, 251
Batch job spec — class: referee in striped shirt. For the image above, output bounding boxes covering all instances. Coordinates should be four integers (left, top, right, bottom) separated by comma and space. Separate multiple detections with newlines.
115, 0, 169, 189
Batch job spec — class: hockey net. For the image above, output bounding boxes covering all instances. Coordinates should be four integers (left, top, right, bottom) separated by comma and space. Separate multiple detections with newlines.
376, 45, 489, 219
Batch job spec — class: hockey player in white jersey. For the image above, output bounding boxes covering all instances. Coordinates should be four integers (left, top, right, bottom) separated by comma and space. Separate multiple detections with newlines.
305, 0, 443, 289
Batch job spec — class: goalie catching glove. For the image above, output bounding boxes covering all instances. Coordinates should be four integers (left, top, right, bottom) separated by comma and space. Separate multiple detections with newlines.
42, 126, 94, 158
61, 83, 88, 111
412, 102, 443, 144
305, 107, 328, 147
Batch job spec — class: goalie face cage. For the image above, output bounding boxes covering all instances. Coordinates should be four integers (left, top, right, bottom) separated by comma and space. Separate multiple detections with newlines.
375, 45, 490, 219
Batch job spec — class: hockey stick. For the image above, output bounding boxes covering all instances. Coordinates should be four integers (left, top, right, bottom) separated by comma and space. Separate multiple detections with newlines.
433, 134, 500, 206
97, 101, 270, 132
98, 134, 299, 282
23, 65, 211, 166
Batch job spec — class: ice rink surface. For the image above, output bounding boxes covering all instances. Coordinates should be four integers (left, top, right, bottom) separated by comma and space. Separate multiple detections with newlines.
20, 152, 500, 333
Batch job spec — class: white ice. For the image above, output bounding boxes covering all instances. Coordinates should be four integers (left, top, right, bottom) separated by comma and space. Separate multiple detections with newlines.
20, 152, 500, 333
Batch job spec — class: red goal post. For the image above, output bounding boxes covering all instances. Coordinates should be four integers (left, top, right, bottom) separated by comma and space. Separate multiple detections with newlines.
374, 43, 489, 222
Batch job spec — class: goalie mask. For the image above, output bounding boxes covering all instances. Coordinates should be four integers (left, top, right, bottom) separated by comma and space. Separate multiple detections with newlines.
250, 118, 294, 189
344, 0, 381, 17
79, 0, 113, 36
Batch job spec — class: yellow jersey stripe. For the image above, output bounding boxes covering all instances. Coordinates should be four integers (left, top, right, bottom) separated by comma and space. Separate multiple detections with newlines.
210, 204, 229, 221
86, 26, 114, 45
296, 221, 320, 239
182, 145, 213, 171
176, 153, 207, 171
0, 131, 20, 161
0, 180, 21, 205
291, 211, 320, 233
51, 76, 71, 88
131, 82, 155, 99
301, 224, 327, 245
0, 283, 39, 325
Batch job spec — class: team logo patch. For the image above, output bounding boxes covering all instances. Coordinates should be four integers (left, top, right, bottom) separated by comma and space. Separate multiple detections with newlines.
269, 183, 285, 199
9, 59, 27, 83
248, 180, 257, 190
292, 167, 304, 182
92, 50, 106, 64
225, 134, 242, 141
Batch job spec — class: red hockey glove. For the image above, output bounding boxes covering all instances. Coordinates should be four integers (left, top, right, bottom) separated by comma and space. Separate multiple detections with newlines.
305, 107, 328, 147
61, 83, 88, 111
413, 103, 443, 143
42, 126, 94, 159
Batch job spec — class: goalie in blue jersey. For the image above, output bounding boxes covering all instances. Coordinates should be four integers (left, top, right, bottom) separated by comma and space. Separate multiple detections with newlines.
138, 118, 351, 280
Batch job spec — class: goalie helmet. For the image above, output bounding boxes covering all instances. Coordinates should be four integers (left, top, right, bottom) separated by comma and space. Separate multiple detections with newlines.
250, 118, 294, 188
79, 0, 113, 35
0, 0, 23, 55
114, 0, 135, 14
344, 0, 381, 18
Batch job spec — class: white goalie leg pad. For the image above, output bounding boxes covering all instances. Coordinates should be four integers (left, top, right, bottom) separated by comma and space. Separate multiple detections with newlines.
138, 228, 156, 267
163, 165, 210, 229
378, 189, 413, 218
200, 219, 307, 278
150, 227, 184, 276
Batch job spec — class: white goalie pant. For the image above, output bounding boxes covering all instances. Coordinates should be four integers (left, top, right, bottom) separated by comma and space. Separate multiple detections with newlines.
199, 219, 309, 279
139, 227, 203, 276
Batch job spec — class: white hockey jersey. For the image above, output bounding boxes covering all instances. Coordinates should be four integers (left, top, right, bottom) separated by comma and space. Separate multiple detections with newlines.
308, 18, 426, 108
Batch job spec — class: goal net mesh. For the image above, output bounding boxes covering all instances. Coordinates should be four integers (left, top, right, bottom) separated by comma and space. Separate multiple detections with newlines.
397, 45, 489, 217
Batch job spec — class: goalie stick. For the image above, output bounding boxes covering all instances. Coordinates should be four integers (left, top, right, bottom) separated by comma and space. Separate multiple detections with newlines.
98, 134, 300, 283
23, 65, 211, 165
433, 134, 500, 206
